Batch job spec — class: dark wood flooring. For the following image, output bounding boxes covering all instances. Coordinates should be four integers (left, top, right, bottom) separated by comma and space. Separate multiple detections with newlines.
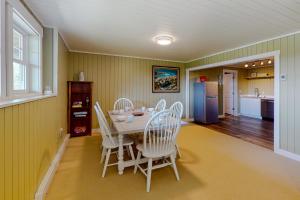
199, 114, 274, 150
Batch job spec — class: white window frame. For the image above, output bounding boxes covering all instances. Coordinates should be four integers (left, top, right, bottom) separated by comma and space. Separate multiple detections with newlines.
0, 0, 43, 101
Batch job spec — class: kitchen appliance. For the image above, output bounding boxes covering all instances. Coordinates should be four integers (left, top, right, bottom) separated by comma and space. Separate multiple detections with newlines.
261, 99, 274, 120
194, 81, 219, 124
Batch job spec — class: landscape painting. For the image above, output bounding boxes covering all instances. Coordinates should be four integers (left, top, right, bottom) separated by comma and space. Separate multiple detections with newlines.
152, 66, 180, 93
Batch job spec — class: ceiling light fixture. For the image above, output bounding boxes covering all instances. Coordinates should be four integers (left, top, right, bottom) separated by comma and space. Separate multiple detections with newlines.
154, 35, 174, 46
268, 60, 272, 64
252, 63, 256, 67
260, 61, 264, 65
244, 64, 249, 68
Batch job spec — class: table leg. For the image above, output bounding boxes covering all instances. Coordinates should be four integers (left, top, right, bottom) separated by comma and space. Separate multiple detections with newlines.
118, 134, 124, 175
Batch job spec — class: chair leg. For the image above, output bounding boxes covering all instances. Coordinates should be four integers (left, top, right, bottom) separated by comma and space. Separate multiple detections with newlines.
170, 154, 180, 181
100, 147, 107, 164
128, 145, 135, 160
134, 151, 141, 174
175, 144, 182, 158
102, 148, 111, 178
146, 158, 153, 192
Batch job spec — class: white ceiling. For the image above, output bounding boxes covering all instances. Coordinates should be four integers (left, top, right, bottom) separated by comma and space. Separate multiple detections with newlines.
24, 0, 300, 62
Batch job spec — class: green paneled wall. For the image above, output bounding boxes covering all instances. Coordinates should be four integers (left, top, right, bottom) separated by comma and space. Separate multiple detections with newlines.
0, 35, 68, 200
68, 52, 186, 127
186, 33, 300, 156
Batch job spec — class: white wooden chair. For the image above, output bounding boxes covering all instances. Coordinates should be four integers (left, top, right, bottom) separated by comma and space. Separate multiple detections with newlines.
94, 105, 135, 177
169, 101, 184, 158
154, 99, 166, 112
134, 110, 181, 192
113, 98, 134, 111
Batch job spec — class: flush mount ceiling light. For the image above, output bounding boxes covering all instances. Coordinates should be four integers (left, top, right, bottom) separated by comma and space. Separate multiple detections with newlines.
268, 60, 272, 64
260, 61, 264, 65
154, 35, 174, 46
244, 64, 249, 68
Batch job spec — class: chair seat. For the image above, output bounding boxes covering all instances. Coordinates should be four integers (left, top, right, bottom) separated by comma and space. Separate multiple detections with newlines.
136, 143, 176, 158
103, 135, 134, 149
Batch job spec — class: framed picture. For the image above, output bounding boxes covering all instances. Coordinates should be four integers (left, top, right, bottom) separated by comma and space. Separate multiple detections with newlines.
152, 66, 180, 93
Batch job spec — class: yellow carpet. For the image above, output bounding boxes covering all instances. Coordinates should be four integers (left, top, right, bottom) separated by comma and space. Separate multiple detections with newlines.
46, 125, 300, 200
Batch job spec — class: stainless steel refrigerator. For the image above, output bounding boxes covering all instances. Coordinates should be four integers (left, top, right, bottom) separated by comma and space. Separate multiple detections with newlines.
194, 81, 219, 124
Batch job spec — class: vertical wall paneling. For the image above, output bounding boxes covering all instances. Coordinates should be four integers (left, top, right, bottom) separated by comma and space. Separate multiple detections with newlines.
68, 52, 185, 127
0, 35, 68, 199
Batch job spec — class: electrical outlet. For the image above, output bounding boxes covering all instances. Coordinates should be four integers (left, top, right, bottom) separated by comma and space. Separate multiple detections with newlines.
59, 128, 64, 137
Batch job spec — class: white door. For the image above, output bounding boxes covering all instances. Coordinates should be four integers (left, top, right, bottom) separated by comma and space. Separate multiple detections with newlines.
223, 72, 235, 115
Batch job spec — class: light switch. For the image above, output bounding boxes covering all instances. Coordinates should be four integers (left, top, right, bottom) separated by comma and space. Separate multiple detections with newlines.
280, 74, 287, 81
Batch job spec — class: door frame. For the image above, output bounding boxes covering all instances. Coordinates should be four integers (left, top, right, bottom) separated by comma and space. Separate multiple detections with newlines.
185, 50, 280, 153
223, 69, 238, 116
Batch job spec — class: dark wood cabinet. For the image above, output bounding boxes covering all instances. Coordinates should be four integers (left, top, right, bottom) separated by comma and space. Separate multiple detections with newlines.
68, 81, 93, 137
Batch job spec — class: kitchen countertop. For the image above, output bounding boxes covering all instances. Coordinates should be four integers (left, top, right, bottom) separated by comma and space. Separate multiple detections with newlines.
240, 95, 274, 100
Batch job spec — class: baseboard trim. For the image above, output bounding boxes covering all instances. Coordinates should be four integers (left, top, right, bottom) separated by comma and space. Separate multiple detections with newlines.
35, 134, 70, 200
275, 148, 300, 162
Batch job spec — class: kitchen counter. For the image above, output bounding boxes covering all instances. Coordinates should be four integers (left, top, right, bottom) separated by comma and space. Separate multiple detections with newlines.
239, 95, 274, 119
240, 94, 274, 100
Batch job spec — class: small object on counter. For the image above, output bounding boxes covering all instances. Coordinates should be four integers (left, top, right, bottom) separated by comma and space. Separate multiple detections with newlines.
132, 111, 144, 116
79, 72, 85, 81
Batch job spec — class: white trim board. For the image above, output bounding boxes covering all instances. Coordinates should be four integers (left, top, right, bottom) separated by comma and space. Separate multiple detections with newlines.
185, 51, 280, 155
69, 49, 186, 63
275, 149, 300, 162
35, 134, 70, 200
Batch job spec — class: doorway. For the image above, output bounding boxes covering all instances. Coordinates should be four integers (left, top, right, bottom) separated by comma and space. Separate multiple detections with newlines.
186, 51, 280, 152
223, 70, 238, 116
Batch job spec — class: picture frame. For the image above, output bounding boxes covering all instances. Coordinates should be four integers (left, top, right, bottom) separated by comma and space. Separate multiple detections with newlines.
152, 65, 180, 93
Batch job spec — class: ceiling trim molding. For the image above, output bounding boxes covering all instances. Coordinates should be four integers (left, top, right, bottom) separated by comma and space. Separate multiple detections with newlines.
186, 30, 300, 63
69, 49, 186, 63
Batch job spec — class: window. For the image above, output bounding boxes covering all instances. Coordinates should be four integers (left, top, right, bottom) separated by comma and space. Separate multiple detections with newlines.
0, 0, 43, 101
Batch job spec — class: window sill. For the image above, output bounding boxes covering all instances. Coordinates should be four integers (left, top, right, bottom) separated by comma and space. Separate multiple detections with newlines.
0, 93, 57, 109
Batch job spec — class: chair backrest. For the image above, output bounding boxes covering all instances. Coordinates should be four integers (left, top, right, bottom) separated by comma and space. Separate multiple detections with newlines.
169, 101, 183, 118
154, 99, 166, 112
95, 101, 108, 124
143, 110, 181, 157
113, 98, 134, 110
94, 105, 115, 146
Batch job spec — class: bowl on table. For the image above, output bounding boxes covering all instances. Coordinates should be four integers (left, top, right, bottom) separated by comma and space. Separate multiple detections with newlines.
132, 112, 144, 116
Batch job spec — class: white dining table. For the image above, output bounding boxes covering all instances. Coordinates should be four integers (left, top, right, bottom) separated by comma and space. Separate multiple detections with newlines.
108, 110, 152, 175
108, 110, 188, 175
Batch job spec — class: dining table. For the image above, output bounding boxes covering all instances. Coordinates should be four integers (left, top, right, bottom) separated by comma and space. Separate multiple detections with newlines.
108, 109, 187, 175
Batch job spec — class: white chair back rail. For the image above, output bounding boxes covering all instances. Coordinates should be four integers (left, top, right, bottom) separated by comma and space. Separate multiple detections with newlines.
154, 99, 166, 112
143, 110, 181, 157
94, 105, 115, 146
95, 101, 108, 124
113, 98, 134, 110
169, 101, 183, 118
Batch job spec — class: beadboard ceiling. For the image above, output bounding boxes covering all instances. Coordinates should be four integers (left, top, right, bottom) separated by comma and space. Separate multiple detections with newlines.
24, 0, 300, 62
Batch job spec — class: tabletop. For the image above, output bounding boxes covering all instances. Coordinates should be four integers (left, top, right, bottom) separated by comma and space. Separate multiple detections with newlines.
108, 110, 152, 134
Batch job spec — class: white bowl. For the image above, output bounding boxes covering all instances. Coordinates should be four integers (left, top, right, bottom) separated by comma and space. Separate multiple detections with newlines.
116, 115, 126, 122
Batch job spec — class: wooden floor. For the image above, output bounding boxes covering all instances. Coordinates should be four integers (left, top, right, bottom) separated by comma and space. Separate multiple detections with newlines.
200, 115, 274, 150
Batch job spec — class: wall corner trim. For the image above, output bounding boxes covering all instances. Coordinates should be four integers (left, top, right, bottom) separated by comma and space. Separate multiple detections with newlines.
35, 134, 70, 200
275, 149, 300, 162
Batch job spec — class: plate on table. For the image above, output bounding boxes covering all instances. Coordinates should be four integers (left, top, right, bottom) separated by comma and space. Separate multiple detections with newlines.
116, 115, 126, 122
132, 112, 144, 116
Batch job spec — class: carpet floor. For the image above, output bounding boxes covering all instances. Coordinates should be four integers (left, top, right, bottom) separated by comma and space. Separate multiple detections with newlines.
46, 124, 300, 200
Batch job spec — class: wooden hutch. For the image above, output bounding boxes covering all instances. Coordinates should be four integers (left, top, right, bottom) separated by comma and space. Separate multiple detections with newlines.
67, 81, 93, 137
